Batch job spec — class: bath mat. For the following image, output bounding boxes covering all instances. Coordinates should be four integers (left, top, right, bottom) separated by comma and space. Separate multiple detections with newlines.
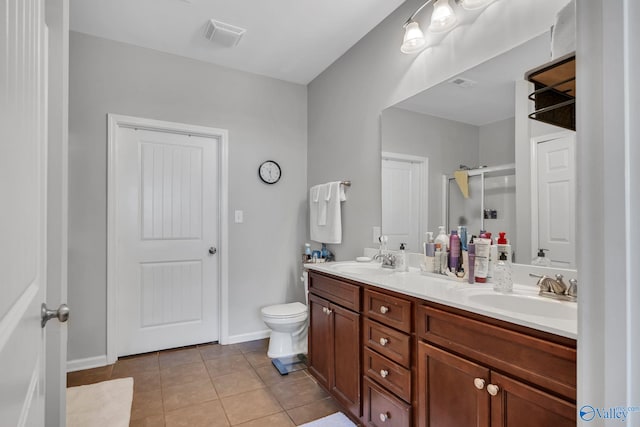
299, 412, 356, 427
67, 377, 133, 427
272, 353, 307, 375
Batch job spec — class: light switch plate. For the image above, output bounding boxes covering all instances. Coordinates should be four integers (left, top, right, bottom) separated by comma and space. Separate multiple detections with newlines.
235, 210, 244, 223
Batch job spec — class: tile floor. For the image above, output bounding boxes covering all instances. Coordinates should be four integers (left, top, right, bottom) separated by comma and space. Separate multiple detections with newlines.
67, 339, 342, 427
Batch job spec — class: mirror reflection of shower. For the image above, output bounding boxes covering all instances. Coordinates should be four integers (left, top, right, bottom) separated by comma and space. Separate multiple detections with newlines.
445, 163, 516, 261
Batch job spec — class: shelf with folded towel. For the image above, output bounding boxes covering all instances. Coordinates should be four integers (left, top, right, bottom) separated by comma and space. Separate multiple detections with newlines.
525, 53, 575, 131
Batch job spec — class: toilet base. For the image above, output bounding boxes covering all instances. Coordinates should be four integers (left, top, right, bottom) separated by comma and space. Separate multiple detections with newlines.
267, 330, 308, 359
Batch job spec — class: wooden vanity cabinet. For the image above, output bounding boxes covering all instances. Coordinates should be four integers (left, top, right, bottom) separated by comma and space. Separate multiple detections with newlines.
307, 273, 361, 419
306, 270, 577, 427
415, 304, 576, 427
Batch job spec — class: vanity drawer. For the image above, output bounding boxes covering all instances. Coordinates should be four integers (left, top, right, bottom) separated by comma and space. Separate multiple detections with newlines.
364, 289, 412, 333
363, 318, 411, 368
362, 377, 411, 427
363, 347, 411, 402
308, 272, 360, 311
416, 304, 577, 400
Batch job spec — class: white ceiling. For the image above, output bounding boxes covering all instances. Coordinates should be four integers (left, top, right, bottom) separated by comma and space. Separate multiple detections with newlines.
394, 32, 552, 126
69, 0, 405, 85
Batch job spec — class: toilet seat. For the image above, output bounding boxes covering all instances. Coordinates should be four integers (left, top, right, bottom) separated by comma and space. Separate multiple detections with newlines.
261, 302, 307, 319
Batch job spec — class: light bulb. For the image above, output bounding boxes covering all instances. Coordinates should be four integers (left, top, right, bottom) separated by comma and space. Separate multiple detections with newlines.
458, 0, 494, 10
429, 0, 457, 33
401, 21, 427, 54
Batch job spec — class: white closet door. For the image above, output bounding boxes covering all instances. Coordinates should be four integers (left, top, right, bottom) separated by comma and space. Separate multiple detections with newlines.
536, 133, 576, 267
115, 127, 219, 356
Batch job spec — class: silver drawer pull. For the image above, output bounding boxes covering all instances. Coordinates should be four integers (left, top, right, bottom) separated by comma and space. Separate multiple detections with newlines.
379, 412, 390, 422
380, 369, 389, 378
379, 337, 389, 346
379, 305, 389, 314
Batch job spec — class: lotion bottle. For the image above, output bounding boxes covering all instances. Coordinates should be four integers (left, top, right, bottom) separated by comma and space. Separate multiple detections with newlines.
493, 252, 513, 293
397, 243, 408, 272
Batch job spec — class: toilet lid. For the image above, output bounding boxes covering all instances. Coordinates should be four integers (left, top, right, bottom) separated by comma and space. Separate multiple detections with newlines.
261, 302, 307, 318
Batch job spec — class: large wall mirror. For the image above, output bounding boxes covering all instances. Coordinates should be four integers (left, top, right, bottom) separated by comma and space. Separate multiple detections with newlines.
381, 31, 576, 268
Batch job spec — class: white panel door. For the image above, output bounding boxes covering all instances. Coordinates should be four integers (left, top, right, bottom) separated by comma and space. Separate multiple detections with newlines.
0, 0, 49, 425
115, 127, 219, 356
536, 133, 576, 267
381, 156, 425, 252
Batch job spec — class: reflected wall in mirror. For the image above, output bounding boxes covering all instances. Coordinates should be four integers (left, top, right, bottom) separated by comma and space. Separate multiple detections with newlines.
381, 31, 576, 267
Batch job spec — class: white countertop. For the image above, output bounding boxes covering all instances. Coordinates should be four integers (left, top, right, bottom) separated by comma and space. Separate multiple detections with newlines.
305, 261, 577, 340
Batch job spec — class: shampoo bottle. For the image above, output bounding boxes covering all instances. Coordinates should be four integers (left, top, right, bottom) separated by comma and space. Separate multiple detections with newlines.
425, 241, 436, 273
449, 230, 461, 273
474, 236, 491, 283
434, 243, 442, 274
467, 241, 476, 284
435, 226, 449, 252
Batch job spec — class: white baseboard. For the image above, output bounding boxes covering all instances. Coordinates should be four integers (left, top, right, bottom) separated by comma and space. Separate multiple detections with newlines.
67, 355, 108, 373
222, 329, 271, 345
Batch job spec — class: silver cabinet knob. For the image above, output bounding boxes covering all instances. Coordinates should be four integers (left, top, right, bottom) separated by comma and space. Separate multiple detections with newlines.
380, 369, 389, 378
379, 412, 389, 422
326, 308, 332, 315
208, 247, 217, 255
379, 337, 389, 346
487, 384, 500, 396
379, 305, 389, 314
473, 378, 485, 390
41, 303, 69, 328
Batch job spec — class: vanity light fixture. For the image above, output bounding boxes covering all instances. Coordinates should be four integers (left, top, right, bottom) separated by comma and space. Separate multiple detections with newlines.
400, 0, 496, 54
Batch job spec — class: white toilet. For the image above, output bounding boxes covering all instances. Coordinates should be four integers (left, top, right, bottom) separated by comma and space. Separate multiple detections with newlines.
261, 302, 308, 358
261, 272, 309, 358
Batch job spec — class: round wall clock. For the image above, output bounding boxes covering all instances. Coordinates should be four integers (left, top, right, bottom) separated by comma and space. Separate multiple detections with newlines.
258, 160, 282, 184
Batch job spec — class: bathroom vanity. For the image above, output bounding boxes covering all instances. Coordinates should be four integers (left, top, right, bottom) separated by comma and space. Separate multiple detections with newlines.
305, 262, 577, 427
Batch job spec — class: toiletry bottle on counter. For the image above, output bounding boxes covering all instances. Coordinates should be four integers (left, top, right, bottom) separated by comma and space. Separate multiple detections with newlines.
474, 236, 491, 283
460, 226, 468, 251
397, 243, 408, 272
497, 232, 512, 262
424, 241, 436, 273
435, 226, 449, 252
449, 230, 461, 273
304, 243, 312, 262
493, 252, 513, 293
532, 248, 551, 266
487, 242, 498, 279
434, 243, 442, 274
467, 240, 476, 284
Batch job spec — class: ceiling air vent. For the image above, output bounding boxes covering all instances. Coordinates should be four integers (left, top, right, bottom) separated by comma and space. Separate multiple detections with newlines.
204, 19, 246, 47
448, 77, 477, 88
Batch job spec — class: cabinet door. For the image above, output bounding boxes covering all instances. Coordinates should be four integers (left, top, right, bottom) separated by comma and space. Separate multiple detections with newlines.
331, 303, 361, 418
489, 372, 576, 427
308, 294, 331, 390
417, 342, 490, 427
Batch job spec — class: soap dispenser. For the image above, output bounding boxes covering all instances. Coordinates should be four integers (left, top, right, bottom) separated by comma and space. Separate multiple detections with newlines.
532, 248, 551, 267
397, 243, 409, 272
493, 252, 513, 293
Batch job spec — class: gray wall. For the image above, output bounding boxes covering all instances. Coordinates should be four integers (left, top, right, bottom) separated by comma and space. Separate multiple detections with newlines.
308, 0, 567, 260
478, 117, 515, 167
68, 32, 308, 361
381, 107, 479, 231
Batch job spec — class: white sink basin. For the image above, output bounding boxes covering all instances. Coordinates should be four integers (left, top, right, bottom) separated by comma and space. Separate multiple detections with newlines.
329, 262, 395, 276
467, 292, 576, 320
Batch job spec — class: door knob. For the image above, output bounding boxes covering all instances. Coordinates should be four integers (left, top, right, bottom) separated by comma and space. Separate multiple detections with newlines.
41, 303, 70, 328
208, 247, 217, 255
473, 378, 485, 390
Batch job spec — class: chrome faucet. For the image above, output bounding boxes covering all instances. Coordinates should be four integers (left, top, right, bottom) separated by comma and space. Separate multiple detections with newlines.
529, 273, 577, 302
374, 253, 396, 269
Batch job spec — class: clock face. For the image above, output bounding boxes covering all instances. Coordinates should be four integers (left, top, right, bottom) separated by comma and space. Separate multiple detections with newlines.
258, 160, 281, 184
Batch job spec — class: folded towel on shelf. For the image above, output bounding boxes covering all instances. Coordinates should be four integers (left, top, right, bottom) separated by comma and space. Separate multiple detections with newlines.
454, 170, 469, 199
310, 181, 347, 244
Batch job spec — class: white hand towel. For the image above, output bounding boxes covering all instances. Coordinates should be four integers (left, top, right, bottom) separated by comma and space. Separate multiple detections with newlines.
310, 181, 347, 244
